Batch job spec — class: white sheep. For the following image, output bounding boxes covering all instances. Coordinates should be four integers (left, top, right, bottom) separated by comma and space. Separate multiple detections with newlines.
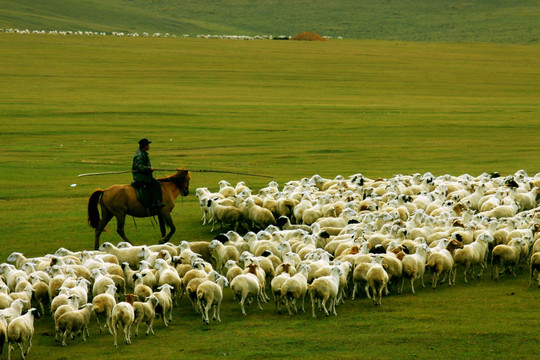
0, 299, 26, 325
453, 233, 492, 283
366, 255, 389, 306
154, 259, 182, 304
133, 273, 153, 301
196, 275, 229, 324
55, 303, 93, 346
152, 284, 174, 326
425, 238, 463, 288
207, 198, 244, 231
111, 294, 135, 347
280, 263, 310, 315
92, 284, 117, 334
0, 313, 7, 357
309, 266, 343, 318
91, 268, 116, 298
133, 295, 159, 336
53, 294, 81, 339
6, 308, 38, 360
230, 268, 263, 316
223, 260, 243, 283
98, 242, 142, 269
245, 197, 276, 229
400, 243, 430, 294
491, 238, 527, 279
529, 252, 540, 287
209, 239, 240, 273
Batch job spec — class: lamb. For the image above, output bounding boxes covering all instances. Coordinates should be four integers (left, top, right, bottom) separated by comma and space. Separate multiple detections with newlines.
55, 303, 93, 346
7, 308, 38, 360
280, 263, 310, 315
245, 197, 276, 229
209, 239, 240, 273
133, 295, 159, 336
196, 275, 229, 324
529, 252, 540, 287
230, 267, 263, 316
366, 255, 389, 306
400, 243, 430, 294
92, 284, 117, 334
223, 260, 243, 283
111, 294, 135, 347
309, 266, 343, 318
491, 238, 527, 279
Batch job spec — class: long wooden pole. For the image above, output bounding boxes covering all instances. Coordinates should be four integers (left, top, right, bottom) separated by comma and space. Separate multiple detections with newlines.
77, 168, 274, 179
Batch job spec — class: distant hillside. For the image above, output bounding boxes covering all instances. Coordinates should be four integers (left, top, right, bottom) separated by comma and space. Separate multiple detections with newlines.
1, 0, 539, 44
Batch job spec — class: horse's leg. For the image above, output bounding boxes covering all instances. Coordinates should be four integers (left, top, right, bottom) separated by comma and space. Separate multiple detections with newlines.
114, 212, 132, 245
158, 210, 176, 244
94, 209, 114, 250
157, 214, 166, 238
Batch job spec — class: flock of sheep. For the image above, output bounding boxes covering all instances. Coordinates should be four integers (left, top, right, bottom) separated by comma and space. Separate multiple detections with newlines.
1, 170, 539, 358
1, 28, 340, 40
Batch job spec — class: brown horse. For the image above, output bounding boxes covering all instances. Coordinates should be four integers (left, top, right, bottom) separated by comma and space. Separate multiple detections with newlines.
88, 170, 190, 249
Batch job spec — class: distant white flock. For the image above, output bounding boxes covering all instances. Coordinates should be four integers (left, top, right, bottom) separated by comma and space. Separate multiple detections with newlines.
0, 28, 341, 40
1, 170, 538, 357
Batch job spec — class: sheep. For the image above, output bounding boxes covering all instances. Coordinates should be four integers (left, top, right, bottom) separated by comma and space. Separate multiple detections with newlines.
245, 197, 276, 229
280, 263, 310, 315
309, 266, 343, 318
223, 260, 243, 283
111, 294, 135, 347
400, 243, 430, 294
491, 238, 527, 279
218, 180, 236, 198
152, 284, 174, 327
478, 201, 520, 219
98, 242, 143, 268
366, 255, 389, 306
178, 240, 213, 264
0, 284, 13, 310
7, 308, 38, 360
276, 216, 312, 233
230, 268, 263, 316
91, 268, 116, 298
0, 299, 26, 325
529, 252, 540, 287
196, 275, 229, 324
133, 273, 153, 301
133, 295, 159, 336
209, 239, 240, 273
425, 238, 463, 288
27, 274, 49, 315
453, 233, 493, 283
351, 260, 376, 300
53, 294, 81, 339
207, 198, 244, 231
92, 284, 117, 334
154, 259, 182, 303
56, 303, 93, 346
8, 286, 33, 312
0, 313, 7, 356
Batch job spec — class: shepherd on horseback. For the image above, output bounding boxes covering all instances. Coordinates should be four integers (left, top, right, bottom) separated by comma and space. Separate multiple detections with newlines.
132, 138, 164, 213
87, 139, 190, 250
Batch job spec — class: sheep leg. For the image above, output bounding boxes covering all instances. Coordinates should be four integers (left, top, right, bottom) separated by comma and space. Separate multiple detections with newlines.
107, 317, 114, 335
134, 319, 141, 336
310, 293, 317, 318
113, 326, 118, 347
301, 293, 306, 313
410, 278, 415, 294
399, 278, 404, 295
146, 319, 155, 335
352, 283, 357, 300
364, 284, 371, 299
18, 342, 25, 359
240, 294, 247, 316
124, 324, 131, 344
321, 297, 330, 316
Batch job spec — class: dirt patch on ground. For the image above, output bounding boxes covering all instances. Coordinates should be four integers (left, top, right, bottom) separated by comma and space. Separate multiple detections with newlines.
292, 31, 326, 41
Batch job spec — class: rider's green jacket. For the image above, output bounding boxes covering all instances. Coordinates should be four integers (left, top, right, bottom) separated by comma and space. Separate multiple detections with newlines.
132, 148, 153, 183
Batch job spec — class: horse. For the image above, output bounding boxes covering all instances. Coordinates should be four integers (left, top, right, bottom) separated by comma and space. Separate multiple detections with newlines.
88, 170, 190, 250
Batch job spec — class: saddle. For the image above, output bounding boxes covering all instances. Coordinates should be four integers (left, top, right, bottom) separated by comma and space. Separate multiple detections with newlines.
131, 181, 152, 210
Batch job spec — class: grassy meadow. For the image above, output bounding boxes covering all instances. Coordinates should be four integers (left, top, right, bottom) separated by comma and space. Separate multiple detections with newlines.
1, 0, 540, 44
0, 34, 539, 359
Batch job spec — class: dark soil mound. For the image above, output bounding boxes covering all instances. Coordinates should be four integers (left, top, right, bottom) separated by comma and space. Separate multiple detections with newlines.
292, 31, 326, 41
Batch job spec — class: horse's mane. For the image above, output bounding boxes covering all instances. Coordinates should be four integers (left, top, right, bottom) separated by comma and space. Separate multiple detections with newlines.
158, 169, 190, 187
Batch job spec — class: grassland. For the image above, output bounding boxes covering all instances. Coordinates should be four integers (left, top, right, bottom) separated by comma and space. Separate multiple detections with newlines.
1, 0, 540, 44
0, 35, 539, 359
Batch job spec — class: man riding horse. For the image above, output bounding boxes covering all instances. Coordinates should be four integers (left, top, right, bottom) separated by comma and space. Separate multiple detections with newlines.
132, 138, 164, 213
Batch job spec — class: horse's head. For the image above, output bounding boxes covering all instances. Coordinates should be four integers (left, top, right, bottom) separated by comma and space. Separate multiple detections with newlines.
158, 169, 190, 196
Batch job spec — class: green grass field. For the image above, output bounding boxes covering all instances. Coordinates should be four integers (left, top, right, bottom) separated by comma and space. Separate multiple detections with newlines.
1, 0, 540, 43
1, 35, 539, 359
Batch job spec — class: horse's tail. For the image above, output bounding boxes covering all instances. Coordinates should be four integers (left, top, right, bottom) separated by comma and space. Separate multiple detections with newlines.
88, 189, 104, 229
